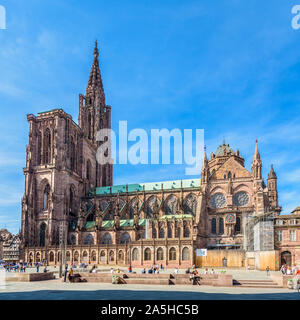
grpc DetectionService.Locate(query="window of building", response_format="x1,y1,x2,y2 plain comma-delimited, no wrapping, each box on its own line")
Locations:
277,230,282,242
168,226,172,238
157,247,164,260
182,247,190,261
84,234,94,245
184,226,190,238
152,228,157,239
120,232,131,244
169,247,176,261
219,218,224,235
101,233,112,244
159,228,165,239
132,248,139,261
290,230,296,242
211,218,216,234
235,217,241,233
43,184,50,210
144,248,151,261
43,128,51,164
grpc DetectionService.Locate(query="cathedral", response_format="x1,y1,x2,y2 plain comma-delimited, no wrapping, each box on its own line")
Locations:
21,42,293,270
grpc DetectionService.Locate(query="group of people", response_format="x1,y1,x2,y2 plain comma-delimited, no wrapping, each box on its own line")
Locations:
141,264,163,274
280,264,299,275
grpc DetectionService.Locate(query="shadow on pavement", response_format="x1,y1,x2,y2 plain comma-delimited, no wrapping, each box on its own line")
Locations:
0,289,299,300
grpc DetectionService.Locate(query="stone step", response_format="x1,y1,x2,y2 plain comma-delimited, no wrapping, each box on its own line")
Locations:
233,279,282,288
124,278,170,285
123,273,170,279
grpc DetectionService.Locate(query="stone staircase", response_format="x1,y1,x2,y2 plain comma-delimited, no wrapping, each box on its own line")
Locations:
233,279,282,288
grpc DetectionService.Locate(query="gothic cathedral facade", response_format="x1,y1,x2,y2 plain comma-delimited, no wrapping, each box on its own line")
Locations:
21,43,283,269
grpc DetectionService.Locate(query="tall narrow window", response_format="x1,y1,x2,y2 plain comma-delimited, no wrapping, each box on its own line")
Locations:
70,138,76,172
39,222,46,246
86,159,91,180
184,226,190,238
235,217,241,233
37,131,42,165
168,226,172,238
43,128,51,164
43,184,50,210
88,113,92,140
219,218,224,235
277,230,282,242
211,218,216,234
290,230,296,242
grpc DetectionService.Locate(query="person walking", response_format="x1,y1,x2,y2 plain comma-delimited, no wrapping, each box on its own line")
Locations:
266,266,270,276
36,263,39,273
64,264,68,282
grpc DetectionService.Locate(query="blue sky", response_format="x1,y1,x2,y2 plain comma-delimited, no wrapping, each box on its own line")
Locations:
1,0,300,233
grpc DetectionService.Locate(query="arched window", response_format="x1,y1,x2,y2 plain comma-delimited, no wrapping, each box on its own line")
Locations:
39,222,46,246
235,217,241,233
228,172,232,179
109,250,114,262
184,226,190,238
102,233,112,244
211,218,216,234
118,250,124,262
157,247,164,260
66,251,71,262
36,252,41,262
219,218,224,235
164,194,178,215
74,251,79,262
43,184,50,210
159,228,165,239
120,233,131,244
144,248,151,261
168,226,172,238
152,228,157,239
86,159,91,180
70,234,76,245
49,251,54,262
132,248,139,261
100,251,105,262
43,128,51,164
84,234,94,245
182,247,190,261
177,227,181,238
82,251,88,262
91,250,97,262
183,193,197,216
169,247,176,261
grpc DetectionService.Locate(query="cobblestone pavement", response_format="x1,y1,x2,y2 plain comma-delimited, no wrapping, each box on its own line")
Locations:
0,279,299,300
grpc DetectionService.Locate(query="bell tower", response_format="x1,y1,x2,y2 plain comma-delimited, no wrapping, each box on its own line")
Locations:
78,41,113,187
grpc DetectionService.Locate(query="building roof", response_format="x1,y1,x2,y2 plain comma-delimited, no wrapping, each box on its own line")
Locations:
215,141,234,157
92,178,201,196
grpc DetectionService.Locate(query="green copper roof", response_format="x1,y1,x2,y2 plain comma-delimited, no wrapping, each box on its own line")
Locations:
215,141,234,157
84,218,147,230
93,178,201,196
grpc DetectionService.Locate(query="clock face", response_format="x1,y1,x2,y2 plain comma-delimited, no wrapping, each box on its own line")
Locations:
234,192,249,206
225,213,236,224
210,193,226,209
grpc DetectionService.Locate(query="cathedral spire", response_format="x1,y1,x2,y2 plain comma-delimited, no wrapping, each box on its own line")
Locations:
86,40,105,106
253,139,260,160
251,139,262,179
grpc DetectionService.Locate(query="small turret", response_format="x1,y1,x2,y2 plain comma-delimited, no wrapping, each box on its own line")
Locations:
251,140,262,179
